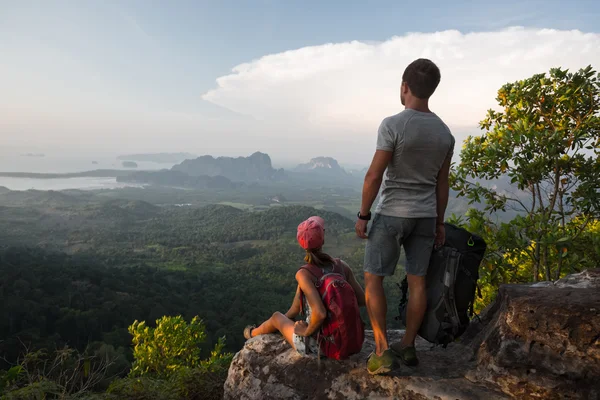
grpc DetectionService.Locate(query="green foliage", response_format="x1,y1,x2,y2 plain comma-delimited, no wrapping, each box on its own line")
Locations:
1,379,60,400
105,364,228,400
0,345,117,399
0,366,24,394
452,65,600,310
128,316,230,378
0,317,232,400
105,316,232,400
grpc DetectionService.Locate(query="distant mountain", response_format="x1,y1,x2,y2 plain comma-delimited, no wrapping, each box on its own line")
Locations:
0,186,10,195
288,156,362,188
172,152,285,182
117,152,196,163
117,170,237,189
295,157,348,175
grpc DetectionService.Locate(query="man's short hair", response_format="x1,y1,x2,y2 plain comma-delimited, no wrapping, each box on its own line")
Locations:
402,59,441,99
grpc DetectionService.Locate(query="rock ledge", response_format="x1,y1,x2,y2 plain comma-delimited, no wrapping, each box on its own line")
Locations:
224,269,600,400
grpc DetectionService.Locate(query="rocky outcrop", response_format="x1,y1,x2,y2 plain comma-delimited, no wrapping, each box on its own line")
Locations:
295,157,347,174
172,152,285,182
224,330,508,400
463,269,600,399
224,269,600,400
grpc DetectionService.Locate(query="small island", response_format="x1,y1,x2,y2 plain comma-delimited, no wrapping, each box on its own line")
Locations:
121,161,138,169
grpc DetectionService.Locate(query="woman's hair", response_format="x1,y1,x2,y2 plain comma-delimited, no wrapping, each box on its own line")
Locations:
304,247,335,269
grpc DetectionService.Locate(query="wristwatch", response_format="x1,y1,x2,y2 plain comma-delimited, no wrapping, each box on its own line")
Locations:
357,211,372,221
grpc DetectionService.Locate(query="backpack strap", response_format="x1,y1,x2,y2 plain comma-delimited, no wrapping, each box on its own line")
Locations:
332,258,348,279
298,264,322,318
442,248,462,338
298,260,345,318
299,264,325,280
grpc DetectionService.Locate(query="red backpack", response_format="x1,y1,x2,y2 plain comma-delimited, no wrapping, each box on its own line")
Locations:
299,259,365,360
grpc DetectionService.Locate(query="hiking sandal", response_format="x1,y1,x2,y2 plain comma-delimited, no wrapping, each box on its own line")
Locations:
243,325,256,340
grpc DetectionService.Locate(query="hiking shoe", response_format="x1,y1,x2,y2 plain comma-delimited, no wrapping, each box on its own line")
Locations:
243,325,256,340
367,350,396,375
390,343,419,366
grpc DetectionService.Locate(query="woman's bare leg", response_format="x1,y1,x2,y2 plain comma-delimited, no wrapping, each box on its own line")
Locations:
251,312,296,349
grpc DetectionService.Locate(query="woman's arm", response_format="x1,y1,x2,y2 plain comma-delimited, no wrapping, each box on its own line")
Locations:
295,270,326,337
284,285,302,320
340,261,366,307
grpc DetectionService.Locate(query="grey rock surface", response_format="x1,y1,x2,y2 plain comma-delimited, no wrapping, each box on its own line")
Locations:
224,269,600,399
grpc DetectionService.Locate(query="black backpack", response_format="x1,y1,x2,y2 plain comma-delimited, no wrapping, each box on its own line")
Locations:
397,223,487,346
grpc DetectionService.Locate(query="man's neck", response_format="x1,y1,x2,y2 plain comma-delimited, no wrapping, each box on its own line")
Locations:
404,99,431,113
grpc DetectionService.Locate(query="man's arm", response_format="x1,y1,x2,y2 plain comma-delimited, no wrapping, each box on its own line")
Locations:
356,150,393,238
360,150,393,216
435,155,452,226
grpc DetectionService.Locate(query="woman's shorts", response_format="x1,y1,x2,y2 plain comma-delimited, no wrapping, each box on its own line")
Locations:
292,334,319,357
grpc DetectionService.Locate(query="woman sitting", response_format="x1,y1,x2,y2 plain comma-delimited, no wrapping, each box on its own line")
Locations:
244,216,366,357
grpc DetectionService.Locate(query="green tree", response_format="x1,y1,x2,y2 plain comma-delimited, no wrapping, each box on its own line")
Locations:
107,316,232,400
128,315,230,379
453,65,600,284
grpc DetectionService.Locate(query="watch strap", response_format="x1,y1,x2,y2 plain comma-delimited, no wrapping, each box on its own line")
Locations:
357,211,372,221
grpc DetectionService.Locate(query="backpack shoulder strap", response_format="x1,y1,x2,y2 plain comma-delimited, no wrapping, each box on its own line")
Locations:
332,258,347,280
298,264,323,318
299,264,324,279
442,248,462,336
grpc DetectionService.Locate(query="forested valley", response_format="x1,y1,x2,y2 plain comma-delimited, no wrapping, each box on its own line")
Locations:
0,194,407,398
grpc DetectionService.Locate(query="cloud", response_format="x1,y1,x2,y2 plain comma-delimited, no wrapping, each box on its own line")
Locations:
203,27,600,149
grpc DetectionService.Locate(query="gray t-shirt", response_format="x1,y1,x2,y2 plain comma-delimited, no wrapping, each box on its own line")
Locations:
374,109,455,218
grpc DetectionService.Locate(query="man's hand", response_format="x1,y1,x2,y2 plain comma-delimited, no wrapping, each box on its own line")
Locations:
435,223,445,248
355,219,368,239
294,321,308,336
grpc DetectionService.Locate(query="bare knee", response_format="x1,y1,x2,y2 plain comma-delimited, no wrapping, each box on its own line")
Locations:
270,311,287,329
271,311,285,323
364,272,384,288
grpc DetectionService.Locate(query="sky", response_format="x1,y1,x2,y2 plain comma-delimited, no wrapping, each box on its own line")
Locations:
1,0,599,165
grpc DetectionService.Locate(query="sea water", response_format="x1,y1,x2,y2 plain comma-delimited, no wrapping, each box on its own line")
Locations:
0,153,174,191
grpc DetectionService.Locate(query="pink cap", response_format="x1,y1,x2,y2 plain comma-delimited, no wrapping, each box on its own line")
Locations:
297,216,325,250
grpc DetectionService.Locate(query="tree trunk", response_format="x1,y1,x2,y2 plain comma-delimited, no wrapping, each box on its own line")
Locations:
556,187,566,281
543,244,551,281
533,241,540,282
556,253,563,280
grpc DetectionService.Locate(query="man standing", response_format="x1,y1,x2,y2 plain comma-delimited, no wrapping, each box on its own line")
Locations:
356,59,455,375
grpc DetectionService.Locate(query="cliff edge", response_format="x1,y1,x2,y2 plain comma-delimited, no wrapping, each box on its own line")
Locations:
224,269,600,400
